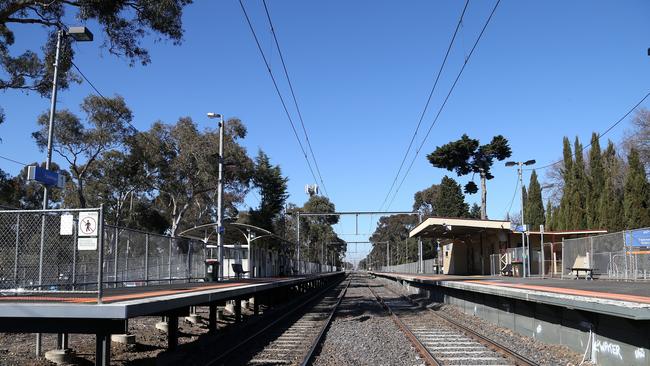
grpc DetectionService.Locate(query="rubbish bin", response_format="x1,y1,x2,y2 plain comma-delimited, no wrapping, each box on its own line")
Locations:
205,259,220,282
512,261,524,277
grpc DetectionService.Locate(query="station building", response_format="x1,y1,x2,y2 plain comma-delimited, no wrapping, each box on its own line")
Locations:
409,217,606,276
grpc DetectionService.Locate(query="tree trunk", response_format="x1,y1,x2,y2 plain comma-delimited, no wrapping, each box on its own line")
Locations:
77,178,86,208
480,172,487,220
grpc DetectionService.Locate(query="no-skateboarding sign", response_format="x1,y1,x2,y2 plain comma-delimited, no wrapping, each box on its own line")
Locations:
78,211,99,250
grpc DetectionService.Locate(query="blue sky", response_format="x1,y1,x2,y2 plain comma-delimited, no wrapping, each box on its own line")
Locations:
1,1,649,264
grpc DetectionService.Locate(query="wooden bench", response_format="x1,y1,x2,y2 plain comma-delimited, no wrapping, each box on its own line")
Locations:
501,263,513,277
232,263,249,279
568,267,595,280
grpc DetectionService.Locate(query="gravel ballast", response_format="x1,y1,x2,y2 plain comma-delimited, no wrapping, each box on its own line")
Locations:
313,274,423,366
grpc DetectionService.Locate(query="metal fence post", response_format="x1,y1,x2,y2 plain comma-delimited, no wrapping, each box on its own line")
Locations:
97,205,105,304
113,227,118,288
125,232,130,282
187,241,192,282
71,219,77,290
13,214,20,287
168,237,173,284
144,233,149,284
560,238,566,278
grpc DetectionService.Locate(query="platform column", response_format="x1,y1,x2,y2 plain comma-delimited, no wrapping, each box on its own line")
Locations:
234,299,242,323
167,315,178,350
95,333,110,366
208,304,217,333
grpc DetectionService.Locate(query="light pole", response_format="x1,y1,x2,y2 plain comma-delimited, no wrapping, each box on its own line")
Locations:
207,112,225,280
505,159,535,277
36,26,93,358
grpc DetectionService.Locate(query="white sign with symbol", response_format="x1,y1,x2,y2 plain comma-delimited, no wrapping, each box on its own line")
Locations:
78,212,98,237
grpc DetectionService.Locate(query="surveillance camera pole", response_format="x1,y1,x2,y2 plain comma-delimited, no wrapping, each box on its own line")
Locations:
217,115,225,280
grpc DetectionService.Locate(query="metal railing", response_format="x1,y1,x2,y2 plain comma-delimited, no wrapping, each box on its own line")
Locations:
378,258,441,274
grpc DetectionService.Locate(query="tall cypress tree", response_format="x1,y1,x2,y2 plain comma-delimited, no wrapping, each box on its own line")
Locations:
545,200,553,231
570,137,588,229
623,148,650,229
525,170,545,228
587,133,604,228
599,141,624,231
558,137,574,230
521,186,528,224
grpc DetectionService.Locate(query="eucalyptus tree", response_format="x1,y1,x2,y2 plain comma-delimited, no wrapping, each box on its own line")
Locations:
1,0,193,122
32,94,134,207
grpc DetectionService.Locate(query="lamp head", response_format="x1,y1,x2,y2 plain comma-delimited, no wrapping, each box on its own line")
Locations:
207,112,222,119
505,161,516,167
67,26,93,42
524,159,536,166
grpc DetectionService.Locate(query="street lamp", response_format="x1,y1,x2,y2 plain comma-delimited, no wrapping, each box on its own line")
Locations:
505,159,535,277
36,25,93,358
207,112,225,280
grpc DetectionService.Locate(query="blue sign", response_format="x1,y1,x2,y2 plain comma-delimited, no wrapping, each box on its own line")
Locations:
626,229,650,247
218,226,225,234
27,166,60,187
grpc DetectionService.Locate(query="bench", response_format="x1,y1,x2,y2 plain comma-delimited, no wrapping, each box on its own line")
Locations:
568,267,596,280
501,263,513,277
232,263,249,279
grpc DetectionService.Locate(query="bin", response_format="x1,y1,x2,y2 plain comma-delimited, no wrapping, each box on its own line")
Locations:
205,259,220,282
512,261,524,277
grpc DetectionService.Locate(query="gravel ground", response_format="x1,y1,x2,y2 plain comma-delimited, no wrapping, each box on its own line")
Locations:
0,306,251,365
313,274,423,366
378,276,595,366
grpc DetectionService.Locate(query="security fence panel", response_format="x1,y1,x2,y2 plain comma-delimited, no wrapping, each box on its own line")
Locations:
562,237,591,278
147,234,170,284
0,208,102,295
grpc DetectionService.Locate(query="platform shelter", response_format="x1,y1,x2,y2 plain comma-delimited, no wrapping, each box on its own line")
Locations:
409,217,606,275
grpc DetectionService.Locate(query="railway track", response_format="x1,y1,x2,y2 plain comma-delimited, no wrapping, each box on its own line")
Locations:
367,277,538,366
209,276,350,366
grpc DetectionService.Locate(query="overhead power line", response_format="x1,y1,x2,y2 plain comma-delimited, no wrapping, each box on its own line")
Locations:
378,0,470,212
527,90,650,171
262,0,330,198
238,0,325,198
386,0,501,210
0,155,28,166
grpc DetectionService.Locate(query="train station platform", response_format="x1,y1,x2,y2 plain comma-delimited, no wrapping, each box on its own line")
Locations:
0,272,344,365
371,272,650,320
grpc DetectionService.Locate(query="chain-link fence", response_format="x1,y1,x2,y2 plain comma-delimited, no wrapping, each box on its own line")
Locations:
563,229,650,280
0,207,338,302
379,258,440,274
0,207,103,294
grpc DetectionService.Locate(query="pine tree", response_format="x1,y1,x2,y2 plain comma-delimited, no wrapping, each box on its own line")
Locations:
599,141,624,231
435,176,470,218
525,170,545,228
623,148,650,229
469,203,481,219
587,133,604,228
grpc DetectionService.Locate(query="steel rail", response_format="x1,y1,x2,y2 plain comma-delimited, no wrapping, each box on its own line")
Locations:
299,278,351,366
206,274,348,366
381,283,538,366
367,283,440,366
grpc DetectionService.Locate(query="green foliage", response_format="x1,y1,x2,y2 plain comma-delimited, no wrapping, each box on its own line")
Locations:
545,200,553,231
413,184,439,216
299,196,344,263
524,170,545,228
249,150,289,231
0,0,192,93
623,148,650,229
368,214,418,266
435,176,469,218
598,141,624,231
32,94,134,208
587,133,604,228
427,134,511,219
133,116,253,236
469,203,481,219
